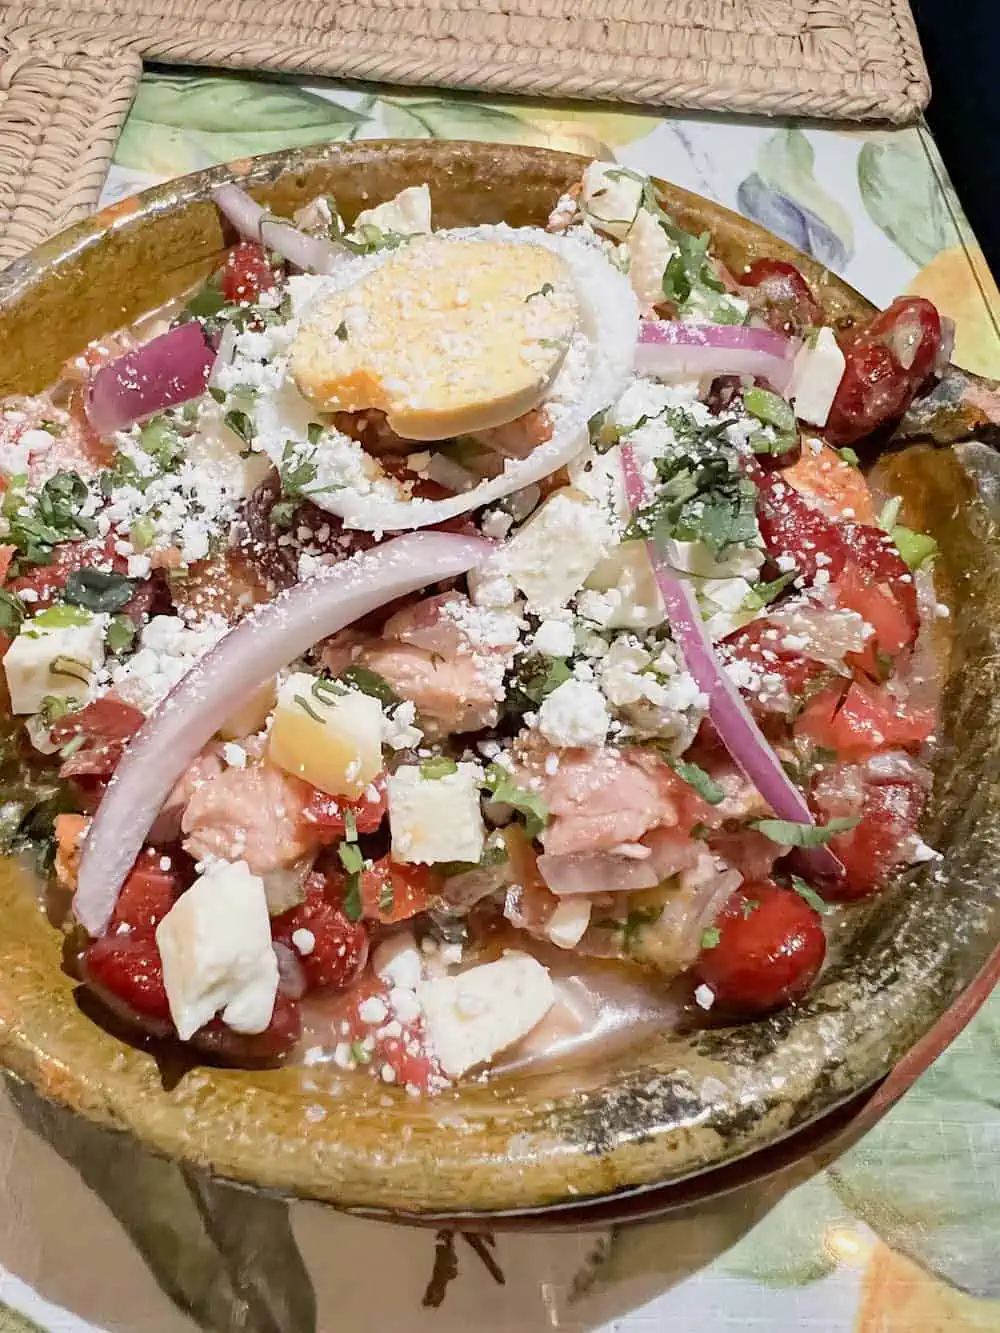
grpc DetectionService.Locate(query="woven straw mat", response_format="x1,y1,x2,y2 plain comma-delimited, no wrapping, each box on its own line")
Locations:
0,1,928,266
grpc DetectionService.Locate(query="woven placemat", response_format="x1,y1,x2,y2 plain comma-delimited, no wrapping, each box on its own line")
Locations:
0,0,929,267
0,28,141,266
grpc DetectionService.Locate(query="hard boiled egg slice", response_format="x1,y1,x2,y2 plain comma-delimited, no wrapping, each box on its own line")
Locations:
289,235,579,441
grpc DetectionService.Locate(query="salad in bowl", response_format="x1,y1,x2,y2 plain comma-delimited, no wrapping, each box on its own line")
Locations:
0,160,950,1100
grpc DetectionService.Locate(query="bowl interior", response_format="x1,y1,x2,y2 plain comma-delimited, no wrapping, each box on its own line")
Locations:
0,140,997,1218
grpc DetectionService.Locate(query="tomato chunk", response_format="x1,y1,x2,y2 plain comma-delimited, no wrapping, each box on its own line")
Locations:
740,259,823,336
825,297,942,446
271,875,369,991
752,468,849,583
300,777,387,840
109,848,185,934
796,679,934,760
220,242,277,304
82,933,173,1028
340,978,444,1094
813,763,928,899
360,857,438,924
694,882,826,1014
50,696,146,779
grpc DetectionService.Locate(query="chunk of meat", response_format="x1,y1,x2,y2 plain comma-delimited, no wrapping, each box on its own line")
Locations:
149,745,226,844
515,745,704,855
322,594,509,738
181,763,321,875
474,407,553,460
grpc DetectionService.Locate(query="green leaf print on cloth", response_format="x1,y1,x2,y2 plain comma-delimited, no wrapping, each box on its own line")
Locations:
858,136,955,267
378,95,531,143
737,129,855,271
114,74,365,176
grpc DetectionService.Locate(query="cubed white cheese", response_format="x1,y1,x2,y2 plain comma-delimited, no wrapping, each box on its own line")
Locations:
353,184,432,238
268,671,383,799
581,163,642,240
788,326,846,428
419,951,555,1077
4,610,106,714
388,763,485,865
485,488,614,617
584,541,664,631
546,899,592,950
155,860,278,1041
537,678,610,749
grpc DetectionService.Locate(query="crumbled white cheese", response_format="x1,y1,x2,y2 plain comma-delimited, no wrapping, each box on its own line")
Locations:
110,615,228,714
373,932,423,990
353,183,432,238
155,860,278,1040
382,698,423,751
531,618,576,658
537,678,610,749
291,927,316,956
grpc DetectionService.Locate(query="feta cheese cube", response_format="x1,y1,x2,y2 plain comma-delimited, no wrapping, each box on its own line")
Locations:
155,860,278,1040
531,618,576,658
581,163,642,240
268,671,383,799
388,762,485,865
537,678,610,749
4,609,105,714
487,488,614,616
353,184,432,238
788,326,846,428
420,952,556,1077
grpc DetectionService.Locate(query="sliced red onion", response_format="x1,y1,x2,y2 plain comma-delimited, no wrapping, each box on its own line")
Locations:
538,851,660,896
621,446,841,878
212,184,347,275
636,320,797,393
86,322,216,437
74,532,491,936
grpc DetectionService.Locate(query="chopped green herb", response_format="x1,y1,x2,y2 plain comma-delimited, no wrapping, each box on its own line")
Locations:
671,759,725,805
483,763,548,839
537,337,562,350
791,875,832,915
0,588,25,638
837,446,861,468
39,420,62,437
64,568,136,614
891,525,938,571
420,756,459,780
344,809,358,842
525,282,555,301
877,496,903,532
138,416,184,470
307,422,325,446
50,655,91,684
334,320,349,341
739,898,760,919
338,841,365,921
623,905,663,952
350,1038,371,1065
39,695,73,725
224,409,254,446
377,878,394,915
700,925,722,950
690,821,709,840
6,471,96,566
338,665,400,708
272,441,342,529
106,615,137,657
625,449,758,558
31,604,93,629
58,734,87,760
751,816,859,847
186,274,227,320
129,516,155,551
505,653,572,718
208,385,227,404
311,675,347,706
741,570,797,612
293,693,326,725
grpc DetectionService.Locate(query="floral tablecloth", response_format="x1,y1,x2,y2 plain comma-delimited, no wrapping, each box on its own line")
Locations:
1,69,999,1333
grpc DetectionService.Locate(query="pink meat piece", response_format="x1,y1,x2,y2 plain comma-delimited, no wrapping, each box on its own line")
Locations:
181,763,318,874
148,745,226,845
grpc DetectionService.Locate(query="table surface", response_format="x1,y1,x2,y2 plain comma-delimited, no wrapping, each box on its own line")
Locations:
2,69,999,1333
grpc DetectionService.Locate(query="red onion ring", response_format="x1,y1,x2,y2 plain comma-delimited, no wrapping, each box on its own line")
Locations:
636,320,797,392
85,322,216,437
538,851,660,895
212,184,347,275
621,445,841,878
74,532,491,935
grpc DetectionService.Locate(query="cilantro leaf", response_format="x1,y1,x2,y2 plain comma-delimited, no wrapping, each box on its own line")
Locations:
751,816,859,847
626,452,758,558
106,614,137,657
483,763,548,840
338,665,400,708
64,568,136,614
791,875,832,915
504,653,573,718
671,759,725,805
338,841,365,920
0,588,25,638
700,925,722,950
420,756,458,780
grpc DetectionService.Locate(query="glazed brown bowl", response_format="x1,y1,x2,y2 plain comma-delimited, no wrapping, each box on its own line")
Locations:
0,141,998,1221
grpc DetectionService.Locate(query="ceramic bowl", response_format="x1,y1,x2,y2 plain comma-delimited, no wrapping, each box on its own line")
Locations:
0,141,998,1221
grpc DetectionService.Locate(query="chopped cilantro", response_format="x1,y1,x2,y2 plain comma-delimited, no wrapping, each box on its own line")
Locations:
837,446,861,468
377,877,394,915
337,665,399,708
420,756,458,780
700,925,722,950
293,693,326,724
311,675,347,706
525,283,555,301
350,1038,371,1065
64,568,136,614
791,875,832,915
891,525,938,571
185,273,226,320
744,387,798,455
671,759,725,805
741,570,797,612
6,471,96,566
334,320,349,341
130,517,155,551
224,409,254,447
138,416,184,470
625,451,758,558
208,385,227,404
0,589,25,638
483,763,548,840
106,615,137,657
505,653,572,718
751,816,859,847
623,904,662,952
272,441,341,529
307,422,325,446
338,841,365,921
39,694,73,725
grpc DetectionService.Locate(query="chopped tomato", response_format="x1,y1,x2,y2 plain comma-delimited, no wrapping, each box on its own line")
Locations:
782,443,876,525
694,882,826,1013
220,242,277,304
825,297,942,446
341,979,443,1094
301,777,387,840
271,875,369,991
722,620,830,708
740,259,823,336
827,781,926,899
842,524,919,639
752,468,849,583
82,933,173,1028
50,696,146,779
190,994,301,1065
109,848,185,934
796,679,934,760
359,857,438,924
